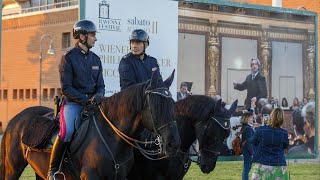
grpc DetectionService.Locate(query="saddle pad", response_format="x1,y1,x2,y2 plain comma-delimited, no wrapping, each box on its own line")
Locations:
22,115,59,149
69,118,90,154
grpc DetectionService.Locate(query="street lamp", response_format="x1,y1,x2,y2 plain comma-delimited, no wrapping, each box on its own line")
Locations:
39,34,55,106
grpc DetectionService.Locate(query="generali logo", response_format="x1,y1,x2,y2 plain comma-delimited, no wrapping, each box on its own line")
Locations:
98,0,121,32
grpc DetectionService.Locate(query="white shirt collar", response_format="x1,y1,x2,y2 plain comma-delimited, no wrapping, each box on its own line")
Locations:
252,71,258,77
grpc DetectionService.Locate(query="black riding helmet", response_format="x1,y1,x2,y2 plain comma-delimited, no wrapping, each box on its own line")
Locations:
73,20,97,39
73,20,97,49
129,29,149,45
129,29,149,55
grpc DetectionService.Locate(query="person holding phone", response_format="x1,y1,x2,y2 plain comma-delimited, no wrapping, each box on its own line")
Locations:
262,114,270,126
251,107,289,179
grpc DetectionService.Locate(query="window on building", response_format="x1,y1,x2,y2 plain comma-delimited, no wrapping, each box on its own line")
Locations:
50,88,55,99
62,32,71,49
19,89,24,99
13,89,18,99
3,90,8,100
26,89,31,99
32,89,37,99
43,88,48,100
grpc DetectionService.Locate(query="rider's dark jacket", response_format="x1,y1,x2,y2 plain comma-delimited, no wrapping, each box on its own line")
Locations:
59,43,105,105
118,52,161,90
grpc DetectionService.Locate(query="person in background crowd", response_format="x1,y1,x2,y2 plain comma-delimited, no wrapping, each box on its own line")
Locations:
290,109,306,149
288,131,295,149
239,111,255,180
302,97,309,107
255,101,273,125
177,82,191,101
251,107,289,180
289,102,315,155
290,97,300,111
233,58,267,109
48,20,105,180
272,97,279,108
118,29,161,90
281,97,288,108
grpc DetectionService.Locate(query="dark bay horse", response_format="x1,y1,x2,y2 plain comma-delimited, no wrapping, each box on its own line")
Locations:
0,73,181,180
128,95,237,180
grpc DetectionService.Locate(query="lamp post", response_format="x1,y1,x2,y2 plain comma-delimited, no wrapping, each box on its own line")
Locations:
39,34,55,106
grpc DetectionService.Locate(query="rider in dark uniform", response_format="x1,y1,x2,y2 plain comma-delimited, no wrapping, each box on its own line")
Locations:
47,20,105,180
118,29,161,90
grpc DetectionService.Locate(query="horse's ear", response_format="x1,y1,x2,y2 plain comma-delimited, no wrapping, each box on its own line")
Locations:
214,99,222,113
228,99,238,116
149,68,159,89
163,69,175,88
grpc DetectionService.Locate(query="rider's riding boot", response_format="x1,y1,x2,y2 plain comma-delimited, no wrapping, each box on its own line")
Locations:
47,136,67,180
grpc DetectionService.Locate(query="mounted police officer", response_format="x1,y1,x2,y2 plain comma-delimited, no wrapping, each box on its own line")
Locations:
118,29,161,90
47,19,105,180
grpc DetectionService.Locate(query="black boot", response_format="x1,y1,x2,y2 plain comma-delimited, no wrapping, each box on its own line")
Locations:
47,136,67,180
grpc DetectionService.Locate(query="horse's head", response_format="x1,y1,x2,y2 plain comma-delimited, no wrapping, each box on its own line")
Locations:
141,70,181,156
195,98,237,173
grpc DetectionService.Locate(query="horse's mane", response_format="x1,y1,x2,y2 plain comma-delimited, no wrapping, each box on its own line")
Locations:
100,80,174,124
175,95,217,122
101,82,147,119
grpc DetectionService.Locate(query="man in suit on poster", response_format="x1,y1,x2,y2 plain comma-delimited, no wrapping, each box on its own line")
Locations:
233,58,267,109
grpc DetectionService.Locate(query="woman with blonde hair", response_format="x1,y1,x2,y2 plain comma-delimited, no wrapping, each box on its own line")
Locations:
251,107,289,180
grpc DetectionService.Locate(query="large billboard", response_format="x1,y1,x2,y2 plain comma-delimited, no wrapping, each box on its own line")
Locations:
82,0,318,159
84,0,178,97
176,0,318,159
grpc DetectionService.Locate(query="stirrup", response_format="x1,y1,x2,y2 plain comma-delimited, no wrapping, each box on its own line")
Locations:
51,171,66,180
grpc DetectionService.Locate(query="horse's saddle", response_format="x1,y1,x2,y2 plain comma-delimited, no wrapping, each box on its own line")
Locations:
22,109,93,153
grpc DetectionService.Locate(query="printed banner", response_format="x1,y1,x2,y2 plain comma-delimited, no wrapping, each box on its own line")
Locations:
85,0,178,97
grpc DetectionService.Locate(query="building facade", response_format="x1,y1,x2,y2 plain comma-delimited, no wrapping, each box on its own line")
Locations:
0,0,319,152
0,0,78,129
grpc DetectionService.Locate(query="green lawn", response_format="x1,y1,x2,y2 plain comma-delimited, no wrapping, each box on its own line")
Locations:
19,161,320,180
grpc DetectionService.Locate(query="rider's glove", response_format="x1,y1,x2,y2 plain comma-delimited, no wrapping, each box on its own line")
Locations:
90,93,104,105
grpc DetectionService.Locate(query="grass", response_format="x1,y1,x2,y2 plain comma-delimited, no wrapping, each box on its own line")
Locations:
19,161,320,180
184,161,320,180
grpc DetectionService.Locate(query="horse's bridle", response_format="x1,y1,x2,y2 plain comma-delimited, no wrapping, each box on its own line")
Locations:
134,87,177,159
143,87,176,135
97,87,176,161
195,116,231,157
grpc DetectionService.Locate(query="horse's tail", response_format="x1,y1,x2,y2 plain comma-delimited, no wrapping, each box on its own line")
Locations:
0,130,7,180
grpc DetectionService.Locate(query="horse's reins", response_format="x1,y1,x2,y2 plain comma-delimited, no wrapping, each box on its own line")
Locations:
98,106,165,155
184,115,231,165
171,116,225,168
144,88,176,136
96,88,175,161
92,114,133,177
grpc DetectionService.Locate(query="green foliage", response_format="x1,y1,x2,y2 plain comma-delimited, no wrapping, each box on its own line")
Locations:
19,161,320,180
